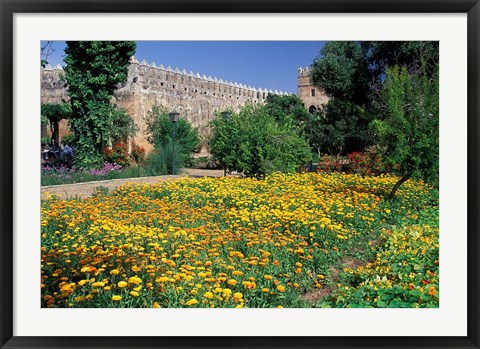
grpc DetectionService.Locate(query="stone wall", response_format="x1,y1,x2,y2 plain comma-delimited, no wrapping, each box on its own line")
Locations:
40,58,329,152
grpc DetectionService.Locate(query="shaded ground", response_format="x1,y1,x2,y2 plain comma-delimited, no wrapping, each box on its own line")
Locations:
41,169,233,200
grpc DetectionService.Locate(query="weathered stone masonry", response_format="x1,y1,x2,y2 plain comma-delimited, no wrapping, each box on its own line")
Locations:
41,57,328,152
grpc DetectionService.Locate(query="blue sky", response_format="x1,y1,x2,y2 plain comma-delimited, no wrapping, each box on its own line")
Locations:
41,41,325,93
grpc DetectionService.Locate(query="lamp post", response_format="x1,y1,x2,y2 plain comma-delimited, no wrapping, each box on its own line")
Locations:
169,112,180,175
220,111,231,176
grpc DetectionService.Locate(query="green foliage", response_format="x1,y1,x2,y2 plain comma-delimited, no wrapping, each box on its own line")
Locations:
265,94,326,157
362,41,439,79
311,42,370,104
310,42,373,154
64,41,136,169
60,133,76,146
309,41,439,156
372,64,439,195
41,137,51,146
110,106,138,144
145,105,199,153
209,104,312,177
265,94,310,126
41,103,70,124
145,140,186,176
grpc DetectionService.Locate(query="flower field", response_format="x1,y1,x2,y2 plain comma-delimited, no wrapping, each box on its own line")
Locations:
41,173,439,308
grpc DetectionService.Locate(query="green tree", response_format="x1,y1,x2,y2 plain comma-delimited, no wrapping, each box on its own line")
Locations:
372,64,439,199
64,41,136,169
209,104,311,177
362,41,439,80
41,102,71,147
265,94,310,126
309,41,439,156
265,94,327,158
310,42,373,154
145,105,199,153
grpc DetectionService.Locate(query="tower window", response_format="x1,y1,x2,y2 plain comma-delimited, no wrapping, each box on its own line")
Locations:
311,89,316,97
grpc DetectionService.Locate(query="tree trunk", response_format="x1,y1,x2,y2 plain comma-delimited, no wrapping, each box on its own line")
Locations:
388,176,410,199
52,120,60,147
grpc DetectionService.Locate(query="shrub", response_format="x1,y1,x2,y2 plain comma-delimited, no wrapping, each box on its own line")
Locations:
145,140,186,176
103,142,133,168
316,155,345,173
209,104,312,177
131,142,146,166
345,146,388,176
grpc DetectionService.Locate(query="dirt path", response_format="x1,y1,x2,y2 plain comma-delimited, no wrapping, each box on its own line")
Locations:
41,169,230,200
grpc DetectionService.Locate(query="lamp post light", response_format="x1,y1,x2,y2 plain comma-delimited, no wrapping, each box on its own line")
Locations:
220,111,231,176
169,112,180,175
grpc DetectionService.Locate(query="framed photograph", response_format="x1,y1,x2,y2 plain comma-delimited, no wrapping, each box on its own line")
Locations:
1,1,479,348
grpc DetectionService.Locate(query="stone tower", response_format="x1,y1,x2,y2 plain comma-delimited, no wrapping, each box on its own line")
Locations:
297,66,329,113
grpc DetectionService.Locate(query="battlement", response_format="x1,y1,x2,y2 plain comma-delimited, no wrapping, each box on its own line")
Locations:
126,56,290,98
298,66,310,78
41,56,292,98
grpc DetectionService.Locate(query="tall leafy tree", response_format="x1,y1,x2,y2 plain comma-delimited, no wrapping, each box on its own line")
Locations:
310,42,373,155
64,41,136,169
372,64,439,198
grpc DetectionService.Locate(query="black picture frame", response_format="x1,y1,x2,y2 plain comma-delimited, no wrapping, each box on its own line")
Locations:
1,1,479,348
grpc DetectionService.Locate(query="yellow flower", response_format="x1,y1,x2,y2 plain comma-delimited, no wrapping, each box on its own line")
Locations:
112,295,122,301
110,269,120,275
186,298,198,306
277,285,286,293
317,274,325,280
264,275,273,280
128,276,142,285
203,291,214,299
233,292,243,302
227,279,237,286
153,302,160,308
262,288,269,293
130,291,140,297
117,281,128,288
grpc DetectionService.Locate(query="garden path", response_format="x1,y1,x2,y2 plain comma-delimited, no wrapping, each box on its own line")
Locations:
41,169,230,200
